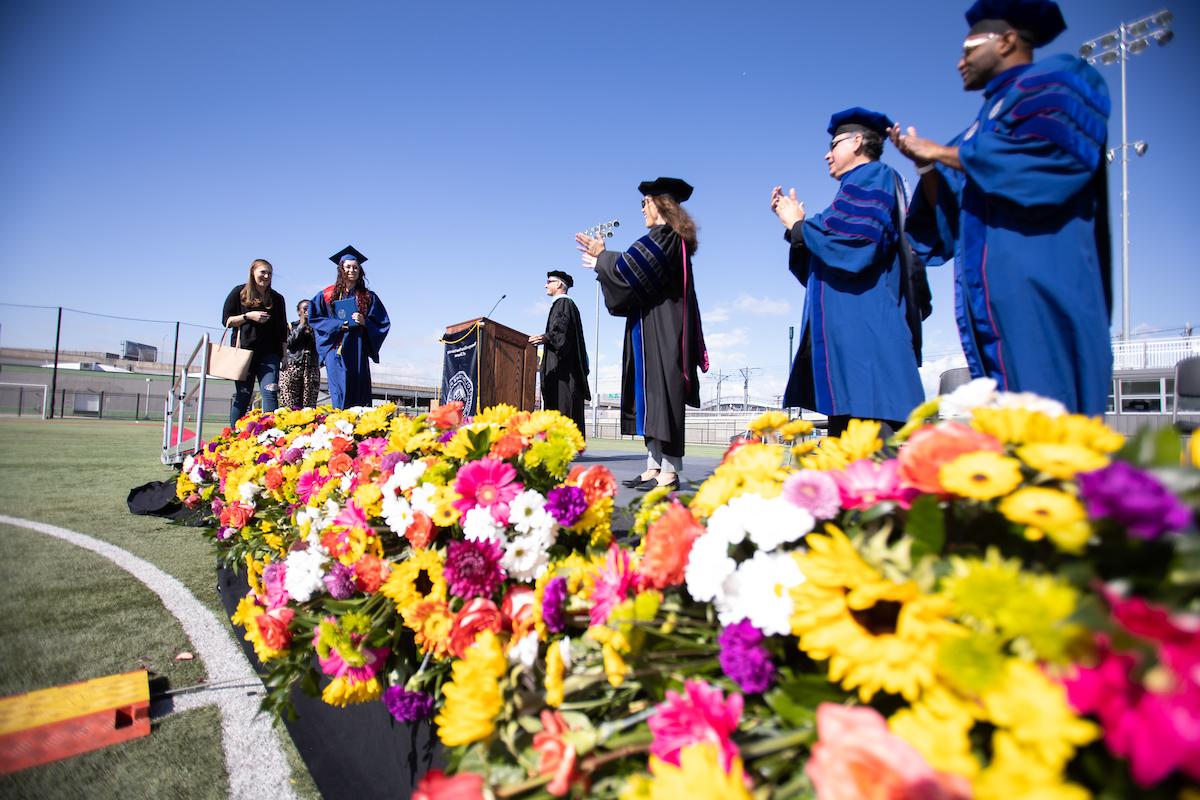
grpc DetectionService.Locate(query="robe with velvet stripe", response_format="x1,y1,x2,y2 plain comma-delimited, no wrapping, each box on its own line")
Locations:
595,224,707,458
308,288,390,409
782,160,925,422
907,55,1113,415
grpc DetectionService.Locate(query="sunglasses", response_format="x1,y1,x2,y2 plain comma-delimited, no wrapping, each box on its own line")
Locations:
829,133,858,151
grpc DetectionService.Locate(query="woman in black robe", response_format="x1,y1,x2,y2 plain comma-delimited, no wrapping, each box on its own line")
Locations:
576,177,708,490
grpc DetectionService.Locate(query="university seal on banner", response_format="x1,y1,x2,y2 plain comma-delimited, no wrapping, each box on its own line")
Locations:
446,370,475,412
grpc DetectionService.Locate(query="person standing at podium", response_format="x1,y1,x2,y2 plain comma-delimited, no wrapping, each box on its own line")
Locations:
576,177,708,491
308,246,391,409
529,270,590,437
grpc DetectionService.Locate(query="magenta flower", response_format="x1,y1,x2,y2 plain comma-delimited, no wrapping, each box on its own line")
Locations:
380,451,408,474
262,561,290,609
718,620,776,694
781,470,841,519
317,640,389,682
444,538,506,599
545,486,587,527
382,686,435,722
541,576,569,635
453,458,523,523
831,459,918,511
296,469,329,504
589,544,638,627
1078,461,1193,540
648,680,743,773
323,562,356,600
357,437,389,459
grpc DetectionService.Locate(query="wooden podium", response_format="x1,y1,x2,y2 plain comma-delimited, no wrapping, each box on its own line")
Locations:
440,318,538,413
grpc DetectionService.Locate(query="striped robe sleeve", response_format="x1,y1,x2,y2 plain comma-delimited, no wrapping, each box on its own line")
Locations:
802,170,898,274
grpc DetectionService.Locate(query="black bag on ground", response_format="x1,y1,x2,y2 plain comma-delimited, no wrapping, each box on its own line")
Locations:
127,479,182,517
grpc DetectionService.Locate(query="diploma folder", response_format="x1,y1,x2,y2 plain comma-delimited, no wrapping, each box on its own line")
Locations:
332,297,359,327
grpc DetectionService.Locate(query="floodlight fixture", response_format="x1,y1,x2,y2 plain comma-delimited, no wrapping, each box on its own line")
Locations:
1133,141,1148,157
1155,29,1174,46
1099,51,1121,65
1128,20,1149,36
1153,10,1173,26
1106,149,1116,163
1079,42,1094,56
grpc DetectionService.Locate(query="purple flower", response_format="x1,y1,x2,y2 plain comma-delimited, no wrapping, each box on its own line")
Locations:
281,447,303,465
380,451,409,474
323,562,357,599
216,526,234,541
208,441,220,453
541,576,569,635
1078,461,1193,540
443,538,505,599
255,452,272,465
211,498,225,515
545,486,587,527
718,620,776,694
438,429,456,443
781,471,841,520
382,686,435,722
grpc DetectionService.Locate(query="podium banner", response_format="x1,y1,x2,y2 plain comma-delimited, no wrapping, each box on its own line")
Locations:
440,323,480,413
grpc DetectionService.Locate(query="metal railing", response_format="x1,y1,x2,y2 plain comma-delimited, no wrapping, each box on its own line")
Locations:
162,334,211,465
0,383,48,418
1112,336,1200,370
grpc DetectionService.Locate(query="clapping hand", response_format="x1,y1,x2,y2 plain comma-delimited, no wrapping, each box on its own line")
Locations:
575,232,605,257
888,124,937,165
770,186,805,228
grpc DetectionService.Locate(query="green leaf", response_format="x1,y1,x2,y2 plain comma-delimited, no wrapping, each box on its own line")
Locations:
1120,426,1182,468
905,494,946,558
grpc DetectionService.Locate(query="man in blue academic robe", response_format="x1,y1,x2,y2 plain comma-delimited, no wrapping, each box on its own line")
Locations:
309,246,391,409
890,0,1113,415
772,107,926,436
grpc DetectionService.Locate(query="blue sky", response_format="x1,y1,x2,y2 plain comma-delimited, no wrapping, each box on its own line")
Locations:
2,0,1196,403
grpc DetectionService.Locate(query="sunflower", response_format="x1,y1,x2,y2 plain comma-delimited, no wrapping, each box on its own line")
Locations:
997,488,1090,553
1015,443,1109,480
380,548,447,622
790,526,962,701
938,451,1024,501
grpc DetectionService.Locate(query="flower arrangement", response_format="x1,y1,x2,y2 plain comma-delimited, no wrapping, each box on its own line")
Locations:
181,380,1200,800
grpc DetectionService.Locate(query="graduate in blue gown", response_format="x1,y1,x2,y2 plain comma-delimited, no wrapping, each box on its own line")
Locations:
890,0,1113,415
309,245,391,409
772,108,926,435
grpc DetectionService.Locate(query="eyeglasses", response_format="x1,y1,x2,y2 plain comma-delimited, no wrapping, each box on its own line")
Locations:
641,197,653,208
828,134,857,151
962,32,1000,55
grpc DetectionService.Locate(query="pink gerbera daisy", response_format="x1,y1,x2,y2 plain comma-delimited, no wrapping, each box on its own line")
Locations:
453,458,522,522
831,459,918,511
648,679,743,773
590,544,638,627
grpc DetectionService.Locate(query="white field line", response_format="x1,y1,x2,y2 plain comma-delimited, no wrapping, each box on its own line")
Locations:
0,515,296,800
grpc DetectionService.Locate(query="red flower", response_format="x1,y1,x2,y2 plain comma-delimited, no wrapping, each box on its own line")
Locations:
220,501,255,529
406,512,436,549
448,598,503,658
567,465,617,504
502,586,536,638
489,431,527,459
429,401,465,430
533,710,581,797
328,452,354,477
330,436,354,455
353,555,389,593
263,467,284,492
412,769,485,800
641,501,703,590
255,607,294,650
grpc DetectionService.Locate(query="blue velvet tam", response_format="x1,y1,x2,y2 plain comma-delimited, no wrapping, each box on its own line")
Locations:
827,107,895,137
965,0,1066,47
330,245,367,265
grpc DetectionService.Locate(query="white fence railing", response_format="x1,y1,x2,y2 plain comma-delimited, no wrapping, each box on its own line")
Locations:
1111,337,1200,371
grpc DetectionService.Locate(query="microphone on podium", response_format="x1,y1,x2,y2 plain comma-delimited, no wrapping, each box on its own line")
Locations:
485,294,507,320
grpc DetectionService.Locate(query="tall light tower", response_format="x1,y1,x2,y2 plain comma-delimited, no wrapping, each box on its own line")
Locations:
1080,9,1174,341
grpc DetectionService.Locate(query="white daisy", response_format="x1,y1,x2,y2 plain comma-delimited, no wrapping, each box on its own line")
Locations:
410,482,437,516
502,531,551,582
508,490,547,533
744,497,815,552
684,531,736,603
507,631,540,668
716,550,804,636
381,494,414,536
283,546,329,602
462,507,504,542
940,377,998,418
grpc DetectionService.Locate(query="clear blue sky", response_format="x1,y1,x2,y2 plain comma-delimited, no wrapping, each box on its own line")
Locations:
2,0,1196,402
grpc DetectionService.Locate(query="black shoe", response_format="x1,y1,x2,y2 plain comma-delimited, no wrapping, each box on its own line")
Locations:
637,475,680,492
622,473,657,488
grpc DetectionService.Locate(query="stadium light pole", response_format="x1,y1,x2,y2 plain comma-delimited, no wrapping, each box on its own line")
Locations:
1080,9,1174,342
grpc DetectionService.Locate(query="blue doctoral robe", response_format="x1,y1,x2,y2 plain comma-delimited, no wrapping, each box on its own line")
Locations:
308,288,391,409
907,55,1113,415
782,160,925,422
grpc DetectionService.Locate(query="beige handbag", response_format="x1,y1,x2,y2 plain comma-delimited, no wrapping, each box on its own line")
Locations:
207,327,253,381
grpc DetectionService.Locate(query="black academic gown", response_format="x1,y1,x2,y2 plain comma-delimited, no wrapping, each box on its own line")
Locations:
541,295,591,436
595,225,707,458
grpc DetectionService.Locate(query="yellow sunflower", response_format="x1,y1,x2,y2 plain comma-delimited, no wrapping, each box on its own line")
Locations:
380,548,447,622
790,526,963,701
997,488,1090,553
647,744,753,800
938,451,1024,500
1016,443,1109,480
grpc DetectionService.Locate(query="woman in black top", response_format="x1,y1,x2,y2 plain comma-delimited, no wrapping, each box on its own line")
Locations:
221,258,287,425
278,298,321,409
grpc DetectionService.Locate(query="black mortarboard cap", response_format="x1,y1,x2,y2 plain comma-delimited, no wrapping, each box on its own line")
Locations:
827,107,895,137
965,0,1066,47
329,245,367,265
637,177,694,203
547,270,574,289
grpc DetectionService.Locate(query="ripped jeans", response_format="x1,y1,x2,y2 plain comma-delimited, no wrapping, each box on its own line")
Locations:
230,352,280,426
